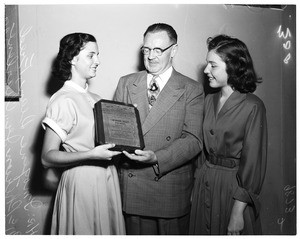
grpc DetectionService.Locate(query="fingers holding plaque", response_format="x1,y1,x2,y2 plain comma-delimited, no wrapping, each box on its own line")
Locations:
94,99,145,153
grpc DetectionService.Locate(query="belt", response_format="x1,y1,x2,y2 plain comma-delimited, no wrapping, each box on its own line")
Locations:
76,160,114,168
207,154,239,168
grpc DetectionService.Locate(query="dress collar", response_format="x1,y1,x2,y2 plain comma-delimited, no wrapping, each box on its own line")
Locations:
214,90,246,117
65,80,88,93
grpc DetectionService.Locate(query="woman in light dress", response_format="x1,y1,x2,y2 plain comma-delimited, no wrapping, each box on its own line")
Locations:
41,33,125,235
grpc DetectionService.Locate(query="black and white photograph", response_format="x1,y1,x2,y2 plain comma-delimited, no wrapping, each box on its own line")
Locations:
3,0,297,236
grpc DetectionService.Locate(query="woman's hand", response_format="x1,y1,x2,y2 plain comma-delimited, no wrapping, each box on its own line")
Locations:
91,143,122,160
227,200,246,235
227,211,244,235
42,127,121,167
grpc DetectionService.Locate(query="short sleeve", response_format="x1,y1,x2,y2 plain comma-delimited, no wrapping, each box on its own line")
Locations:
42,97,77,142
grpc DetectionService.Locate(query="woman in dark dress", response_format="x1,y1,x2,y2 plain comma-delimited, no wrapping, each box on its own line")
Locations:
189,34,267,235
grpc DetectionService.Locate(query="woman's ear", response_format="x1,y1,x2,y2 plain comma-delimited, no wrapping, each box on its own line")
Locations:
70,56,78,65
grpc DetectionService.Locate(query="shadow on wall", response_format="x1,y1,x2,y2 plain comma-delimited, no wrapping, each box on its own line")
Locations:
28,57,66,234
29,122,56,234
29,56,64,195
45,57,65,97
112,50,145,96
137,50,145,72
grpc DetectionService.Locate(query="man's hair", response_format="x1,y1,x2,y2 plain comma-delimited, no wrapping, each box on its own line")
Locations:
144,23,177,43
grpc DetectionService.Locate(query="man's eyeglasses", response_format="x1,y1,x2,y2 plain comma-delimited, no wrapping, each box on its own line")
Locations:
141,43,176,56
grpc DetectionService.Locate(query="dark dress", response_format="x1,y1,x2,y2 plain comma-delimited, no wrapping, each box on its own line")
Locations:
189,91,267,235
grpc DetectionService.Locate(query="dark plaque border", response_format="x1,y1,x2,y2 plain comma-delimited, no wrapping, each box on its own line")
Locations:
94,99,145,153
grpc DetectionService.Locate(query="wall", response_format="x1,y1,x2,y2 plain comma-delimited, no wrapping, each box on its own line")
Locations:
4,4,296,235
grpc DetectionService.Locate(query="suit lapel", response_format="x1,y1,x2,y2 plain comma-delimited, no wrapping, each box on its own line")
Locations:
142,71,185,135
126,73,149,124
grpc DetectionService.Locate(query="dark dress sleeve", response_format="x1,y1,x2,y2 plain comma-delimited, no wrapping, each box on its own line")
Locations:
233,99,268,217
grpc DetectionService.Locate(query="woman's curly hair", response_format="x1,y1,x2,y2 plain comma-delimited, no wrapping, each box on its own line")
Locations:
207,34,261,93
52,33,97,82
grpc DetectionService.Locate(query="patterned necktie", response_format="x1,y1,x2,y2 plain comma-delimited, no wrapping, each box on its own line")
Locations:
148,75,160,108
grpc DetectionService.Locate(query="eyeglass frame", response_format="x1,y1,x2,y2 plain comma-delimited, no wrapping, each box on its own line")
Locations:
140,43,176,56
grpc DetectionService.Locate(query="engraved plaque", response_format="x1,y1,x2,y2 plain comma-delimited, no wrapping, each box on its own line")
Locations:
94,99,144,153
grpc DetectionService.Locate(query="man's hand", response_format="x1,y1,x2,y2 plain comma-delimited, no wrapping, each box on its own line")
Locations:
122,149,157,164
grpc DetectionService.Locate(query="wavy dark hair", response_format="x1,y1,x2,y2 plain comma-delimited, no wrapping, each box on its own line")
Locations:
52,33,97,82
144,23,177,44
207,34,261,93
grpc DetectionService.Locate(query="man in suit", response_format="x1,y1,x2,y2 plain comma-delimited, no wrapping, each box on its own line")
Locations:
113,23,204,235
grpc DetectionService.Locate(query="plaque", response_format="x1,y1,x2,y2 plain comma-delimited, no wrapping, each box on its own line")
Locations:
94,99,145,153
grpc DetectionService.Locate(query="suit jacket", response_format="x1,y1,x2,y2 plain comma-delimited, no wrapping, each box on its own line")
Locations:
113,69,204,218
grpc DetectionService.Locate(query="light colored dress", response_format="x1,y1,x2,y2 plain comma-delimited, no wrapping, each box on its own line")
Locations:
42,80,125,235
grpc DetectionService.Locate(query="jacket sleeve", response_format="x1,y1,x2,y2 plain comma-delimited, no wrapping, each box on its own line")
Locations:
155,82,204,177
233,101,268,217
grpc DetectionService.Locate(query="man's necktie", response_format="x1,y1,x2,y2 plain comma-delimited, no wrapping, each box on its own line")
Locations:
148,75,160,108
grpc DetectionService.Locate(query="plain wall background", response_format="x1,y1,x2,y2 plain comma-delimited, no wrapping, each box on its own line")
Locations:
4,4,296,235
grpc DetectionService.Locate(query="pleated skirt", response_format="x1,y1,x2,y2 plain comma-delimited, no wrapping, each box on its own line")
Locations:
189,161,261,235
51,164,125,235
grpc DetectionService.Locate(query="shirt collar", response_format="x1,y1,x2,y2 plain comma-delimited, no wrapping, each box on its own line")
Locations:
147,66,173,89
65,80,88,93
